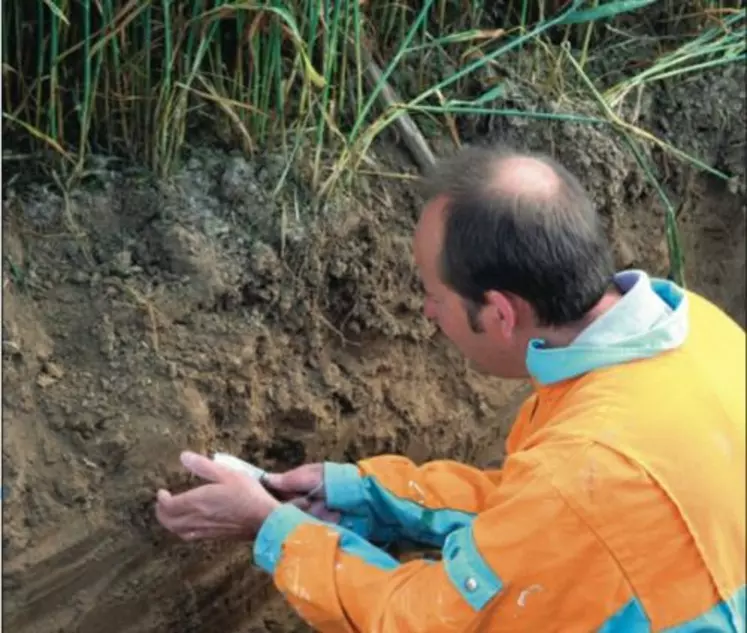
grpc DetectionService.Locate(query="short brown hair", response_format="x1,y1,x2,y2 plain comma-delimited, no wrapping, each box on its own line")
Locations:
422,145,614,328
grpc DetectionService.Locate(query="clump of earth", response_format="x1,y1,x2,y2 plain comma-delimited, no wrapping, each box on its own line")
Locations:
2,65,744,632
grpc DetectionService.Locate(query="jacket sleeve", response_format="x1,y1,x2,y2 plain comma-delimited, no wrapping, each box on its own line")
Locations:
254,451,629,633
323,456,503,547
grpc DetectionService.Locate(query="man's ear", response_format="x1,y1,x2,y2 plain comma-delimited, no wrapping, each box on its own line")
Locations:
483,290,517,339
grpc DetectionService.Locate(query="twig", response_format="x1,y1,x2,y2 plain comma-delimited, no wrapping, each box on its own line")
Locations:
357,41,436,173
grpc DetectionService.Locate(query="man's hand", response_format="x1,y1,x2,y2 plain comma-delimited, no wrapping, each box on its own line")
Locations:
263,463,341,524
155,451,280,541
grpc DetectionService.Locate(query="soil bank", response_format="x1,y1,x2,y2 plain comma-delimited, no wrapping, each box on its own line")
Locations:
2,68,745,632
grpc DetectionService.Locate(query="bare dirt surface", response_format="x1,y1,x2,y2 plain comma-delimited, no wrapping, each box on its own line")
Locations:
2,70,745,633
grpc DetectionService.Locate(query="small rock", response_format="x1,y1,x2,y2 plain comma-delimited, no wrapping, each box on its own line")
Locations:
167,362,178,379
221,156,254,203
36,374,58,388
2,341,21,357
43,361,64,379
70,270,89,285
227,379,246,396
614,236,637,270
111,250,132,276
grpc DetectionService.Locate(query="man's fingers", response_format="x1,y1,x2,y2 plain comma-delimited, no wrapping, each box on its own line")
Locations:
288,496,312,511
182,529,219,541
180,528,249,542
155,489,179,521
163,515,229,533
260,472,292,492
155,484,216,521
263,464,323,496
157,489,172,504
155,493,179,530
307,500,341,523
181,451,230,483
286,497,341,523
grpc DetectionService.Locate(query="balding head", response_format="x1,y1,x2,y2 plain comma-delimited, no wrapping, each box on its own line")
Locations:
419,144,614,328
488,154,561,200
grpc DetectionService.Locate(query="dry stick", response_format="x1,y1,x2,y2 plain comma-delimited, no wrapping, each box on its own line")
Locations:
357,41,437,173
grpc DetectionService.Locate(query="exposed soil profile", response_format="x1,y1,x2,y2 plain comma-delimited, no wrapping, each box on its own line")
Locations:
2,67,744,632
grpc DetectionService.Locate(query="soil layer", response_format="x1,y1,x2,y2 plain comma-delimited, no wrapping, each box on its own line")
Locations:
2,69,745,632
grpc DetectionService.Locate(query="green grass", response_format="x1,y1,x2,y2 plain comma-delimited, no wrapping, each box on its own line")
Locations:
2,0,746,283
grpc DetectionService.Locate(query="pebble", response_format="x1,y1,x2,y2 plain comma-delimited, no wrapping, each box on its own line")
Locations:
70,270,89,284
111,250,132,276
36,374,58,389
43,361,64,379
221,156,254,203
227,379,246,396
2,341,21,357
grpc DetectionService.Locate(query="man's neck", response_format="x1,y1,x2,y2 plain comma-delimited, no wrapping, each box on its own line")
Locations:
535,288,623,349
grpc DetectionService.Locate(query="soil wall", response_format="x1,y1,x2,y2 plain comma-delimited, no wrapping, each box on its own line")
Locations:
2,68,744,632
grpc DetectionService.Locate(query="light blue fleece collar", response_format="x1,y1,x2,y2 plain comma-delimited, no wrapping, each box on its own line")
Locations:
526,270,689,385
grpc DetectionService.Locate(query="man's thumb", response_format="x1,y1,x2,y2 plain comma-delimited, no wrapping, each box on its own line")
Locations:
258,472,303,502
262,464,323,496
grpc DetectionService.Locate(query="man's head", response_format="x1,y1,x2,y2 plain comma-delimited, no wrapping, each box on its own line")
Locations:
414,145,615,378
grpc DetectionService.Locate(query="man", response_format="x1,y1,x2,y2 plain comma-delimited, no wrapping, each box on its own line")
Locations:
155,146,746,632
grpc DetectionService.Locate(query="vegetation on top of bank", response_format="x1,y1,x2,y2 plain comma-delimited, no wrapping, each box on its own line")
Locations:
2,0,745,283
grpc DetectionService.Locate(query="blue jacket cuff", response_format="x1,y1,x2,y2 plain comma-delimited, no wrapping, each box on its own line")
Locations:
253,503,320,574
324,462,367,513
339,513,374,537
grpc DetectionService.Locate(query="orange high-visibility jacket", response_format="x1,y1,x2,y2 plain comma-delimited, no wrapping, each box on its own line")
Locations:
253,271,746,632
